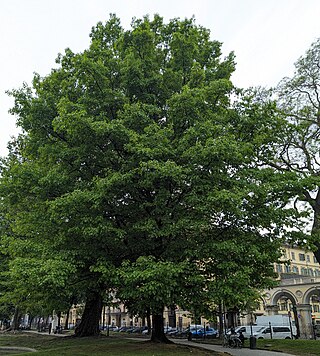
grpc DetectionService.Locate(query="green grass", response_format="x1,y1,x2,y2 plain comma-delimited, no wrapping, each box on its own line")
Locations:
2,331,320,356
0,332,221,355
256,338,320,356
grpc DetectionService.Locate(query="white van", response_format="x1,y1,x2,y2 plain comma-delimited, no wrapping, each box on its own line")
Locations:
233,326,266,339
254,325,296,339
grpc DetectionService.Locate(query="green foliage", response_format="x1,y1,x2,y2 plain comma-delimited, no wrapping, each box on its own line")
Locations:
0,14,306,329
113,257,206,315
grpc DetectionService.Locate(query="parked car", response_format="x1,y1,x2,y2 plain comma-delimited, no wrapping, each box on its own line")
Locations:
203,327,219,338
188,326,218,339
125,327,135,333
190,327,204,337
118,326,131,332
167,328,189,338
130,326,149,333
164,327,176,334
101,325,119,331
142,326,176,335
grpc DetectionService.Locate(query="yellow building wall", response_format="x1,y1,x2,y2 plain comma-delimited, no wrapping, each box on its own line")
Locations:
274,245,320,324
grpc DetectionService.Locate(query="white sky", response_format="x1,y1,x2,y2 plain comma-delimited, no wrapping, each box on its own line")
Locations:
1,0,320,156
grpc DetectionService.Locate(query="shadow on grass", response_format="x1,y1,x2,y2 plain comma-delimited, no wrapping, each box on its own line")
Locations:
0,332,222,355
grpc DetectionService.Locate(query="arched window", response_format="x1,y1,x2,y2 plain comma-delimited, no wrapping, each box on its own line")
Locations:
308,268,314,276
285,265,291,273
301,267,308,275
292,266,299,274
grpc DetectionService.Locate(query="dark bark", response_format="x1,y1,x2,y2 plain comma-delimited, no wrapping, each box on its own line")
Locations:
74,290,103,337
311,190,320,263
150,311,172,343
314,241,320,264
12,306,20,331
57,311,61,327
146,308,151,335
102,305,106,332
28,315,33,329
64,307,70,330
168,306,176,328
226,307,239,328
218,304,224,338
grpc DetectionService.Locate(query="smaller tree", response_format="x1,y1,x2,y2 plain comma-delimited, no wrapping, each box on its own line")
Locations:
113,257,206,343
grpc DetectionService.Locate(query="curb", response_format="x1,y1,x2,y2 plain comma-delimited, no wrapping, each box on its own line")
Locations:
0,346,37,352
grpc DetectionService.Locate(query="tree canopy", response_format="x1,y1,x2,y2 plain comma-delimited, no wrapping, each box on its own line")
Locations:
0,14,307,340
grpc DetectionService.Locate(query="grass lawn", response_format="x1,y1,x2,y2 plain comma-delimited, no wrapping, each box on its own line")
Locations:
256,338,320,356
0,332,221,355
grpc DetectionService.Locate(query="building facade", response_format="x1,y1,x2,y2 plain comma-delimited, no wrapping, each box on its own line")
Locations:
241,245,320,339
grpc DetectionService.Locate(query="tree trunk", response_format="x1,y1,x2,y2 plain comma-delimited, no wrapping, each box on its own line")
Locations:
28,315,33,329
74,291,103,337
150,311,172,343
57,311,61,327
312,192,320,263
218,304,224,338
12,306,20,331
64,307,70,330
102,304,106,331
146,309,151,334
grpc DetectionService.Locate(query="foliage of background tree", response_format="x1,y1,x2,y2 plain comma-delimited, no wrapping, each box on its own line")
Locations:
0,14,307,341
273,39,320,262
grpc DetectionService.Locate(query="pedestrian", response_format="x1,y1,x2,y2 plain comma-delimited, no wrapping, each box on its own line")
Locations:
229,327,236,347
48,322,52,334
238,331,245,346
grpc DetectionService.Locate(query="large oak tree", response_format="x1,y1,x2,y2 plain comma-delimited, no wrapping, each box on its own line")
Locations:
0,15,305,341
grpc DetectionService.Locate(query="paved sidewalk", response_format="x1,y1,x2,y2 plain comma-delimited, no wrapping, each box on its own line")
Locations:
0,346,36,353
174,340,295,356
24,329,68,337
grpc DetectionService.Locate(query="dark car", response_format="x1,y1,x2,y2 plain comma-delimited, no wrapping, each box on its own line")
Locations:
167,328,189,338
188,326,219,339
130,326,149,333
118,326,131,332
203,327,219,338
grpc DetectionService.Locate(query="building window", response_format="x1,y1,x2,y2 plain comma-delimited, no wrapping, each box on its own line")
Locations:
314,269,320,277
276,264,283,273
301,267,308,275
314,256,318,263
292,266,299,274
306,255,311,262
299,253,305,261
291,252,296,260
285,265,291,273
313,305,320,313
280,302,288,311
308,268,314,276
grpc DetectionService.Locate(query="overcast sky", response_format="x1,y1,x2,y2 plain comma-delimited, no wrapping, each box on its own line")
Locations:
1,0,320,156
